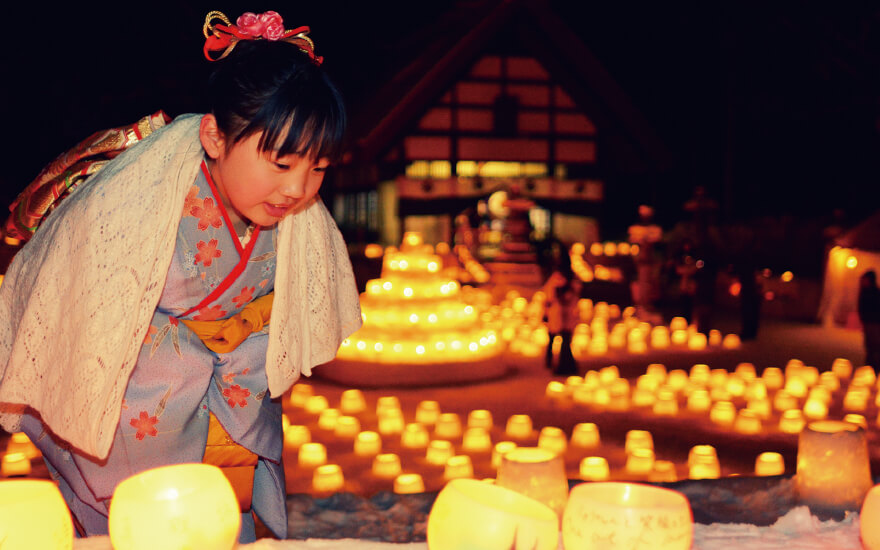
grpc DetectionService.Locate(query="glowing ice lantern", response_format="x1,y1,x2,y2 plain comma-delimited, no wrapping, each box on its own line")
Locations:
317,407,340,430
709,401,736,426
401,423,431,449
832,357,853,379
415,400,441,425
686,389,711,412
444,455,475,480
845,414,868,430
427,440,455,466
650,460,678,483
373,453,403,479
289,383,313,407
394,473,426,494
733,409,762,434
562,482,693,550
1,452,30,477
378,408,405,435
779,409,806,433
625,448,655,475
354,431,382,457
462,427,493,453
467,409,494,430
427,478,559,550
653,389,679,416
860,484,880,550
298,442,327,468
7,432,40,460
334,415,361,439
435,413,463,439
537,426,568,456
339,389,367,414
624,430,654,455
571,423,600,448
0,479,73,550
303,394,329,415
796,420,873,514
762,367,785,390
496,447,569,522
579,457,610,481
108,464,240,550
505,414,534,440
283,425,311,450
755,452,785,476
313,464,345,493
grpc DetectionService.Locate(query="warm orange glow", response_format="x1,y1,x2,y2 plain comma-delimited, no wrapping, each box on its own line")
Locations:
846,255,859,269
394,473,426,495
579,456,610,481
505,414,533,439
364,243,384,258
779,409,806,433
283,425,311,450
313,464,345,492
755,452,785,476
317,408,340,431
426,440,455,466
415,400,441,425
709,401,736,426
354,431,382,457
289,383,314,408
537,426,568,456
625,448,655,475
401,423,431,449
781,270,794,282
298,442,327,468
435,413,463,439
372,453,403,479
339,389,367,414
333,415,361,439
462,427,493,453
304,395,329,415
624,430,654,454
571,423,600,448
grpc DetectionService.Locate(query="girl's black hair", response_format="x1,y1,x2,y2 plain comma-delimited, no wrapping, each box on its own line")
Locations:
206,39,347,163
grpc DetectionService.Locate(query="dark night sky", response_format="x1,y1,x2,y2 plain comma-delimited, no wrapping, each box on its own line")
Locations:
4,1,880,226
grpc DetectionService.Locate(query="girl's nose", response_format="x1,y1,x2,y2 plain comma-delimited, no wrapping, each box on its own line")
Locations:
281,174,306,198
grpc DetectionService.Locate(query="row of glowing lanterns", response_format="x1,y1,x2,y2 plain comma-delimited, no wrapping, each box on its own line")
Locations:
544,357,880,432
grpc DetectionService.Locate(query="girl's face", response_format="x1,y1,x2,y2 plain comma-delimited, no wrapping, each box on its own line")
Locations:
199,114,329,227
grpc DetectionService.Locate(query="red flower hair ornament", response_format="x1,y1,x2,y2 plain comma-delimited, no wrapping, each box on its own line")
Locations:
203,10,323,65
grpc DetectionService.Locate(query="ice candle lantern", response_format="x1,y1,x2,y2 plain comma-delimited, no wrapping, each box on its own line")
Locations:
427,478,559,550
562,482,693,550
796,420,873,514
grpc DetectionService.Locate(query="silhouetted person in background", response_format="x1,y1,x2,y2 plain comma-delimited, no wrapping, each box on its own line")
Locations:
542,248,582,376
737,262,762,341
858,270,880,370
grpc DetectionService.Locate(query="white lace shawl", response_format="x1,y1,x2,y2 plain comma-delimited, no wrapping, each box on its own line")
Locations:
0,114,362,459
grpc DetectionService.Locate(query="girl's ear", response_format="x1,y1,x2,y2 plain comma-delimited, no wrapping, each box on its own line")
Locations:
199,114,226,159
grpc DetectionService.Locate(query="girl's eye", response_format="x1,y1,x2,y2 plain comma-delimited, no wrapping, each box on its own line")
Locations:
274,162,290,170
313,165,328,174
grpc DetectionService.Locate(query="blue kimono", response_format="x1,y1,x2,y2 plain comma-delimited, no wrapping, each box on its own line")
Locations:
21,160,286,541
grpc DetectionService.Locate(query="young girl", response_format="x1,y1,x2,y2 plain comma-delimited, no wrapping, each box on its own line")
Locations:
0,10,362,542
